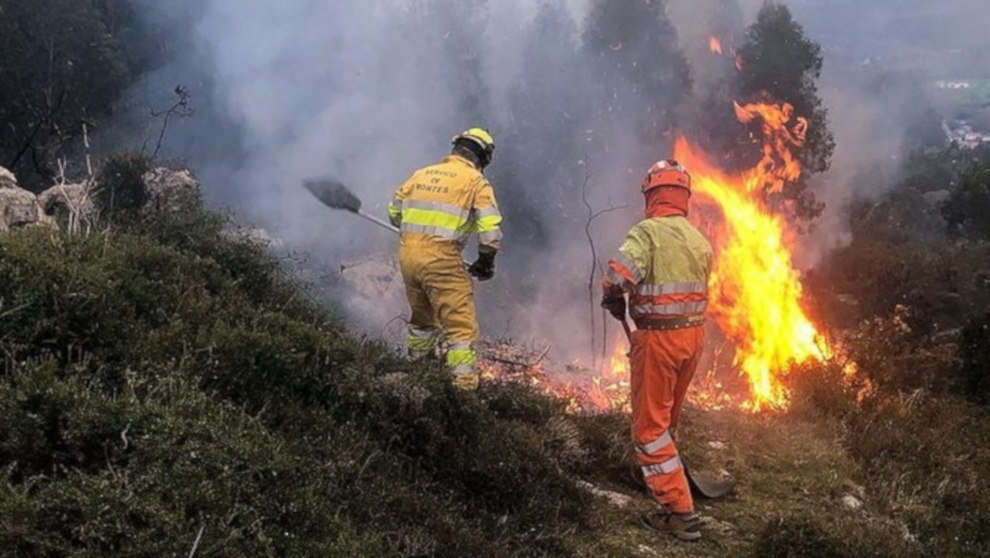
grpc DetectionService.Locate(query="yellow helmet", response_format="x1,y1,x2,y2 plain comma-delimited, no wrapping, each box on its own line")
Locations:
452,127,496,168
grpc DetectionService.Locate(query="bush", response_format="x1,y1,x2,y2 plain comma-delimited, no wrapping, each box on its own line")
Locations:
94,152,152,215
751,515,914,558
959,313,990,404
0,217,614,555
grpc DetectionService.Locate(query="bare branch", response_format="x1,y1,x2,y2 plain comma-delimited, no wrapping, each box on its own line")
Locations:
581,159,628,369
143,85,193,160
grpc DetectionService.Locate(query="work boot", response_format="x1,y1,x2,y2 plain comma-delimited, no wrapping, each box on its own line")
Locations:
452,372,480,391
640,509,703,542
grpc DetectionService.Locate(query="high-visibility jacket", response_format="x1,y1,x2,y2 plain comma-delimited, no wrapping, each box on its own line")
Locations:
604,216,713,325
388,154,502,252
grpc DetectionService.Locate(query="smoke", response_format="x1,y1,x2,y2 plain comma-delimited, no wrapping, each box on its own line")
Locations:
112,0,983,362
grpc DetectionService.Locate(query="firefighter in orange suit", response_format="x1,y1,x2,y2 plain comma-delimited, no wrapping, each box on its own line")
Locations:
601,160,713,541
387,128,502,390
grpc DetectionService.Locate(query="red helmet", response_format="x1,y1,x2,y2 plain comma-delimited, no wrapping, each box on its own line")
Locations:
642,159,691,194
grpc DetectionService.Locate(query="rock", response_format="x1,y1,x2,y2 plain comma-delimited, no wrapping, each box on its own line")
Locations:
575,481,632,508
340,256,403,300
841,479,866,499
0,167,17,189
142,167,200,213
841,494,863,510
0,167,56,233
37,183,96,231
708,440,728,450
636,544,660,556
223,225,283,248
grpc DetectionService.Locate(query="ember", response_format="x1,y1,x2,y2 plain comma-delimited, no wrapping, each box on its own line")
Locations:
709,36,723,55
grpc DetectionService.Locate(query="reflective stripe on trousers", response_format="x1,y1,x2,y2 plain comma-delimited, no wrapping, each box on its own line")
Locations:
406,325,439,358
636,430,674,455
447,342,477,376
642,455,683,477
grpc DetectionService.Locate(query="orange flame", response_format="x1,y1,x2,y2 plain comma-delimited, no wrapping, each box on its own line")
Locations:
484,99,845,415
709,36,723,55
671,99,831,412
733,101,808,194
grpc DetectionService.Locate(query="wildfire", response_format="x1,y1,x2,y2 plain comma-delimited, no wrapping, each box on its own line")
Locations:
673,100,831,412
709,36,723,55
734,101,808,194
483,101,840,414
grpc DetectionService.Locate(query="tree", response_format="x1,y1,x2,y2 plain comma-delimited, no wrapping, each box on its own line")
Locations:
497,1,586,248
583,0,692,145
0,0,149,190
738,3,832,172
943,162,990,240
697,1,834,222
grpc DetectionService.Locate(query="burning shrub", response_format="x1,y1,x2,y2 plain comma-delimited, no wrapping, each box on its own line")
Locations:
786,361,860,420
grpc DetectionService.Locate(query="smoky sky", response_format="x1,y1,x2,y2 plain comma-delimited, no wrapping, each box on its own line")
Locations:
113,0,988,361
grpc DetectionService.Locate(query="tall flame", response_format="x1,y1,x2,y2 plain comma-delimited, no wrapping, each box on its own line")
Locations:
674,101,829,412
485,101,837,415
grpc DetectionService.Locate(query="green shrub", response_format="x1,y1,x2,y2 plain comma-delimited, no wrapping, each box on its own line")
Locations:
0,222,614,556
94,152,152,215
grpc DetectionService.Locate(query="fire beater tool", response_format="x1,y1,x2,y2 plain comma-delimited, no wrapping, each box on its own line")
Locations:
617,315,736,500
303,177,474,271
303,178,400,234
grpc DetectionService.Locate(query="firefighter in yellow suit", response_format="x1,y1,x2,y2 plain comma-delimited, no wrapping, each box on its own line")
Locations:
388,128,502,390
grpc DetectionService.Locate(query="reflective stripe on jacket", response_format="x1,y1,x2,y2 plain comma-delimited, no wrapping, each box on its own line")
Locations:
387,154,503,251
603,216,713,321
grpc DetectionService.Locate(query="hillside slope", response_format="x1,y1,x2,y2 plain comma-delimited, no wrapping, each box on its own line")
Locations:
1,175,987,557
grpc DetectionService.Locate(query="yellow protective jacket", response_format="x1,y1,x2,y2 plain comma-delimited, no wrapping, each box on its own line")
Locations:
604,216,713,324
387,154,503,252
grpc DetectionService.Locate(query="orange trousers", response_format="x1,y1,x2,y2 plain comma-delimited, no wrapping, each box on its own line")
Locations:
629,326,705,514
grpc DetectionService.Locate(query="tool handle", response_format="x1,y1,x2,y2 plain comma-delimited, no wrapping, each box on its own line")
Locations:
359,210,475,277
620,317,633,343
355,209,401,234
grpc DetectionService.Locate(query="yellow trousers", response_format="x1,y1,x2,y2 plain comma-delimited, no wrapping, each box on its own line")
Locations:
398,236,478,383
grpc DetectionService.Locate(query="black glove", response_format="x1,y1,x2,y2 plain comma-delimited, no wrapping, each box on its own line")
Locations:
468,250,496,281
601,294,626,321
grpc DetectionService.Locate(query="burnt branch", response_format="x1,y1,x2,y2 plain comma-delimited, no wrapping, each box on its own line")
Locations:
581,161,627,369
144,85,193,160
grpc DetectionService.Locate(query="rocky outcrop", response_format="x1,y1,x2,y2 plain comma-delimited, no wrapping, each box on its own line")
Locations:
0,165,203,234
142,167,200,213
0,167,18,189
0,167,56,232
38,183,97,231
